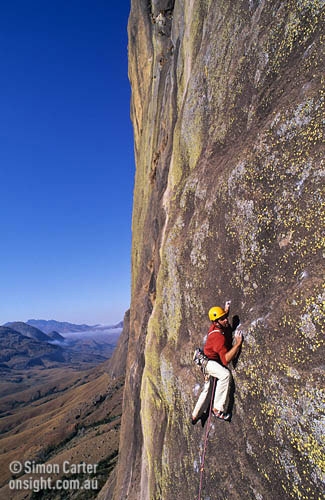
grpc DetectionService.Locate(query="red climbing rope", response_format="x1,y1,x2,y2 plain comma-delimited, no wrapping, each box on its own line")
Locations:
197,376,217,500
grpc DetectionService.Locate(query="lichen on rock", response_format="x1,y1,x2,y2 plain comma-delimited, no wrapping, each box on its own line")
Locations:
111,1,325,499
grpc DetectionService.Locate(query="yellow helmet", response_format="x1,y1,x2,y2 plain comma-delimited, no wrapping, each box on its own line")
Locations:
208,306,226,321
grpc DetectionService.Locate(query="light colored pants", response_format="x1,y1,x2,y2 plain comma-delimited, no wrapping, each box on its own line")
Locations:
192,360,231,418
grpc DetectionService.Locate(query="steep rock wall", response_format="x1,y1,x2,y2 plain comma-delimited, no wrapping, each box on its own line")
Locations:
106,310,130,380
112,1,324,499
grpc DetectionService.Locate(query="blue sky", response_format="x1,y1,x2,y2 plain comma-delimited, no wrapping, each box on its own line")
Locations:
0,1,134,325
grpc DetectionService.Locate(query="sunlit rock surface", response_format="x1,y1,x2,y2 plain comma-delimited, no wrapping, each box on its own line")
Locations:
111,1,324,499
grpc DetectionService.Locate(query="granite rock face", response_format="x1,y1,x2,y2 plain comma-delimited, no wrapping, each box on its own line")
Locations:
106,310,130,379
112,1,324,499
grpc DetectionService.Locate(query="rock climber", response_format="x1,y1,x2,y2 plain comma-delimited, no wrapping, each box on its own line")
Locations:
192,301,243,423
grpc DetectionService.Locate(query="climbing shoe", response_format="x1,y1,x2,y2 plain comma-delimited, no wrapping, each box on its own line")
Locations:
212,409,231,421
191,412,209,427
191,416,199,425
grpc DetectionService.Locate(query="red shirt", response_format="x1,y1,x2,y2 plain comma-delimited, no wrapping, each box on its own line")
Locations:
204,324,230,366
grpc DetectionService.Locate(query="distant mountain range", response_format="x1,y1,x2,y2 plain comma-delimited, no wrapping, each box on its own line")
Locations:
0,319,123,371
25,319,123,334
3,319,123,334
0,316,127,500
0,325,68,369
3,321,52,342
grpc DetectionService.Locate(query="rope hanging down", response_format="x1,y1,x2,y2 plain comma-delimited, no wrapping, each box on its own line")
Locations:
197,376,217,500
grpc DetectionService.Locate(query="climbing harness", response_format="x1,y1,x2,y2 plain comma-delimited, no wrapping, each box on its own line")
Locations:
193,347,209,374
197,376,217,500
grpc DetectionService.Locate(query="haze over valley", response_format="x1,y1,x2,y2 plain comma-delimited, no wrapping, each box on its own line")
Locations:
0,315,127,499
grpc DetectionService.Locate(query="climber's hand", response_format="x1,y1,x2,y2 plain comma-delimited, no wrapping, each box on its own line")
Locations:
235,330,243,345
225,300,231,311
